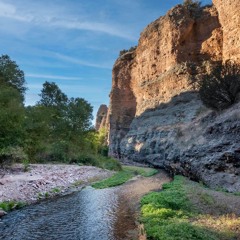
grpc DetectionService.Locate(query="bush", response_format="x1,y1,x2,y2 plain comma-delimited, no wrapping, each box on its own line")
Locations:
0,146,28,168
197,62,240,110
119,46,137,57
183,0,201,9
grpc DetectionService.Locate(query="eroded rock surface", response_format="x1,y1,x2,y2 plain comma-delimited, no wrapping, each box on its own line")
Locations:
106,1,240,192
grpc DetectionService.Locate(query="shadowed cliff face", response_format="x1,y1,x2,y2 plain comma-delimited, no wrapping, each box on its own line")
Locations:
106,0,240,191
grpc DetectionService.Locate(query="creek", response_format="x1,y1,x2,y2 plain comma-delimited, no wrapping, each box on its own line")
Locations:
0,171,170,240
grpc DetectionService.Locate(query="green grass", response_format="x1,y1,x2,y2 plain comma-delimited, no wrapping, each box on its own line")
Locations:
0,201,26,212
122,165,158,177
92,170,133,189
92,165,158,189
140,176,230,240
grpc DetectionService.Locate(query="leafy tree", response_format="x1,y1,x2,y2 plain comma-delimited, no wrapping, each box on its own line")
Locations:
0,86,25,149
38,81,68,107
0,55,26,99
67,97,93,134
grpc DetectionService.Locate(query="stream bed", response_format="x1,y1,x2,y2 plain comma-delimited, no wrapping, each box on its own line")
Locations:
0,171,170,240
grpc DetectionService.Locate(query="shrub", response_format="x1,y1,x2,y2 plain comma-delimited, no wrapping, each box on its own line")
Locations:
119,46,137,57
197,61,240,110
0,146,28,168
183,0,202,18
183,0,201,9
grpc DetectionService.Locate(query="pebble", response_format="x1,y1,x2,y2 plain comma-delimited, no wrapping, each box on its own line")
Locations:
0,209,7,217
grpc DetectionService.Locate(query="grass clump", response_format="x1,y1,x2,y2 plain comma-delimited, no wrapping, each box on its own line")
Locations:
92,171,133,189
140,176,235,240
122,165,158,177
0,201,26,212
92,165,158,189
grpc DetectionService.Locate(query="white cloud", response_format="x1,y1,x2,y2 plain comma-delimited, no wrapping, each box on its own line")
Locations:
26,73,83,81
52,52,112,69
0,1,136,40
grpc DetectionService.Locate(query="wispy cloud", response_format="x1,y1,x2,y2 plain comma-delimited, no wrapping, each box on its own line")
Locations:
52,52,112,69
0,1,136,40
26,73,83,81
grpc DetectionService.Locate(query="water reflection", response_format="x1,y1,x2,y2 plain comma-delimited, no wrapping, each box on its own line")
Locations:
1,171,170,240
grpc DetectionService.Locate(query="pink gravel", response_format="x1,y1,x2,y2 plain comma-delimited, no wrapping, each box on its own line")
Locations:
0,164,113,204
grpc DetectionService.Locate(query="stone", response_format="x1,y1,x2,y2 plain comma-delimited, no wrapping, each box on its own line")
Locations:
0,209,7,217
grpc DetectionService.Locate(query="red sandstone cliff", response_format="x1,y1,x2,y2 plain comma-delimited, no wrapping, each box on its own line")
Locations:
105,0,240,191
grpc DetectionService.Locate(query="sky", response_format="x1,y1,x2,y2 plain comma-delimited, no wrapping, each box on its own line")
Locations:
0,0,212,123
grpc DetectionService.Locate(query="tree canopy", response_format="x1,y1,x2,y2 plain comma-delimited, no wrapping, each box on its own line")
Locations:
0,54,26,99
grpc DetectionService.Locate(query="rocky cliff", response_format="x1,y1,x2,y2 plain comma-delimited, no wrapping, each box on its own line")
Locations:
106,0,240,192
95,104,108,131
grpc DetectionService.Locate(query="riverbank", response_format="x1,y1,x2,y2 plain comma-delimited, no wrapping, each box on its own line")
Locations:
141,175,240,240
0,164,114,209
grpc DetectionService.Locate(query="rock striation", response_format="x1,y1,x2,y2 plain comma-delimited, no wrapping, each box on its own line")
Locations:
105,0,240,192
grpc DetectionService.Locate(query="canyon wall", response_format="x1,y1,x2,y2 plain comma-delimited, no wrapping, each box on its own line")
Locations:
106,0,240,192
212,0,240,63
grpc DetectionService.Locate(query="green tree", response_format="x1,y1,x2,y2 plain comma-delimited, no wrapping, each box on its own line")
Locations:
0,55,26,99
38,81,68,107
0,86,25,149
67,97,93,134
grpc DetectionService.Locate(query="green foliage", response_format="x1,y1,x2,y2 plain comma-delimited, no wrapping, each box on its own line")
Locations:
70,153,122,171
183,0,201,9
122,165,158,177
119,46,137,57
51,187,60,193
0,146,27,168
140,176,228,240
0,55,108,168
92,170,133,189
38,81,68,107
22,159,30,172
198,62,240,110
25,82,94,163
0,86,25,149
0,201,26,212
0,54,26,98
92,165,157,189
189,61,240,110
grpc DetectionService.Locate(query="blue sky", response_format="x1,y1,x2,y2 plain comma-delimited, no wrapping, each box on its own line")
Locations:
0,0,212,121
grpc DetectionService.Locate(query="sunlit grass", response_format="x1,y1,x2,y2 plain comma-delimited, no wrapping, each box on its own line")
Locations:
140,176,240,240
92,165,158,189
122,165,158,177
0,201,26,212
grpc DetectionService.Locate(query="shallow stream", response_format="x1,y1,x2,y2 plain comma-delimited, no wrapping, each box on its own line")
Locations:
0,171,170,240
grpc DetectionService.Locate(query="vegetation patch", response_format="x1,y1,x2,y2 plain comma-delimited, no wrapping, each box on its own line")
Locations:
0,201,26,212
71,154,122,171
122,165,158,177
92,165,158,189
140,176,240,239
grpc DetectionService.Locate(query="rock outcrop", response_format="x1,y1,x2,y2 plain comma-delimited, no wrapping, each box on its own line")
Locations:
95,104,108,131
212,0,240,63
105,0,240,192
